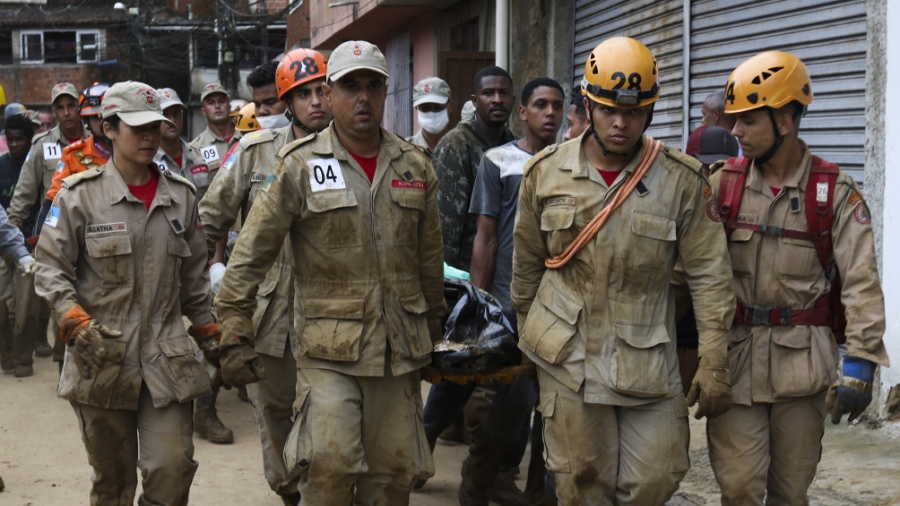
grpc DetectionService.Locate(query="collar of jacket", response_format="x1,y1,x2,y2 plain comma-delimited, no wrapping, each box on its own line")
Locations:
746,140,811,194
105,158,180,208
312,122,406,164
563,134,647,187
460,119,516,150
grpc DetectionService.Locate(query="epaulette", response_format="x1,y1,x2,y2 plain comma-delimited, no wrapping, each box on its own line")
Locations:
277,132,318,160
239,128,277,149
160,167,197,194
31,129,54,145
398,136,433,160
63,139,86,154
661,146,704,174
62,167,103,189
522,143,558,176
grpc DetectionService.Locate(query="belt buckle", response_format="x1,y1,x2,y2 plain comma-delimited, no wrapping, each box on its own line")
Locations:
746,304,772,326
778,308,793,325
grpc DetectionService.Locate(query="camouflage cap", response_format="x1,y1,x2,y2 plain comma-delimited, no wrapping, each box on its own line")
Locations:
157,88,185,111
50,83,79,103
327,40,390,82
101,81,174,127
201,83,230,102
413,77,451,107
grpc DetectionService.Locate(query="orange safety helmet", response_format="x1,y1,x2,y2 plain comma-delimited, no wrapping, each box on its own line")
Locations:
235,102,259,132
79,82,110,117
724,51,813,114
581,37,659,108
276,48,327,100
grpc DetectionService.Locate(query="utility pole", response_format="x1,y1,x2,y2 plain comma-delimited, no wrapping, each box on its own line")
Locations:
217,0,239,96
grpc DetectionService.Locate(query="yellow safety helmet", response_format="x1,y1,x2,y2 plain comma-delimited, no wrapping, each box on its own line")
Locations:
0,84,5,106
724,51,813,114
235,102,259,132
581,37,659,107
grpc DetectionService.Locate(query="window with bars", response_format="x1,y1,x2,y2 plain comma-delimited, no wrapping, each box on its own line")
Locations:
20,30,101,64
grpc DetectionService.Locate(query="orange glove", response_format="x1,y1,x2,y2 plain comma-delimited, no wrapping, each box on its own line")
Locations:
60,304,94,345
61,304,122,379
188,323,222,368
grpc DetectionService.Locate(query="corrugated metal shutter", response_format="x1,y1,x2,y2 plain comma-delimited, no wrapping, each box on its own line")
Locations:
385,31,412,138
689,0,867,181
574,0,685,147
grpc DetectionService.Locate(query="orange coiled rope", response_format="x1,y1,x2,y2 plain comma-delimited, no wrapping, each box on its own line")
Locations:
544,137,662,269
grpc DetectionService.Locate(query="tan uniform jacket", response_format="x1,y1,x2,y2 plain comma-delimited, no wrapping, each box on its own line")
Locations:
406,130,431,154
154,139,202,179
216,124,447,377
188,127,241,201
511,135,735,405
200,126,297,358
708,146,888,405
34,161,213,410
8,125,87,227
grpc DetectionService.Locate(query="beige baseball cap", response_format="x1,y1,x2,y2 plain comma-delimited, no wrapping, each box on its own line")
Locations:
327,40,390,82
413,77,451,107
157,88,185,110
50,83,79,103
200,83,230,102
100,81,174,127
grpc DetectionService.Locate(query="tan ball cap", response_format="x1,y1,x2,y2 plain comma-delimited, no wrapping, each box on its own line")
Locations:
327,40,390,82
157,88,185,111
100,81,175,127
201,83,230,102
50,83,79,104
412,77,451,107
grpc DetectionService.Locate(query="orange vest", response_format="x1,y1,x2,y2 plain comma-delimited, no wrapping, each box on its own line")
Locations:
45,136,110,202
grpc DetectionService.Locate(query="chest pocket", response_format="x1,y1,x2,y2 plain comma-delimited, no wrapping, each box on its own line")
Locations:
727,228,755,277
540,203,576,257
164,235,193,288
390,188,425,246
306,190,361,249
627,212,676,273
85,233,133,285
776,237,820,283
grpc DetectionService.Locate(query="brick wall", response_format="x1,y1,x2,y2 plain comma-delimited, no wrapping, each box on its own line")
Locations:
286,0,310,49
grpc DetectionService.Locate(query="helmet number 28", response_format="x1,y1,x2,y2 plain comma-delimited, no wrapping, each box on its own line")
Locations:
290,57,320,82
611,72,642,91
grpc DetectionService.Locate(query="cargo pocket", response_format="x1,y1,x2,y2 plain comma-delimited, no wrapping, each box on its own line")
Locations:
771,329,814,397
306,190,361,249
539,391,571,473
158,337,208,402
727,228,755,277
520,288,582,364
85,233,133,285
284,384,313,475
390,188,425,246
398,292,432,359
164,235,192,288
540,203,576,257
627,212,676,273
610,324,670,398
300,298,365,362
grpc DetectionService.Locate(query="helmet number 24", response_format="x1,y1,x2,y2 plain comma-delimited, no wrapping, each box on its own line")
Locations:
290,57,320,82
611,72,642,91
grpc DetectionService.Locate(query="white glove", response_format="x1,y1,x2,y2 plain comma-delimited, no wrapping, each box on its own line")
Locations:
209,262,226,295
17,254,36,275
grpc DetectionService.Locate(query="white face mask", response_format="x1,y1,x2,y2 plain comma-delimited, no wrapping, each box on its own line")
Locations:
257,113,290,130
417,109,450,135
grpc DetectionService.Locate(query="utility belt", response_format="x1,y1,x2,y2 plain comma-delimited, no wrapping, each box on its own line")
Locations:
734,295,830,327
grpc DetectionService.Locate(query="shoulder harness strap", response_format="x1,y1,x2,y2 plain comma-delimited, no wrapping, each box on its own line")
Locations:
716,156,750,239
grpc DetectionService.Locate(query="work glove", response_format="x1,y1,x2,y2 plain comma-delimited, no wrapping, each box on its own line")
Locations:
209,262,226,295
828,356,875,424
17,254,36,275
219,340,267,387
61,304,123,380
188,323,222,368
686,366,733,419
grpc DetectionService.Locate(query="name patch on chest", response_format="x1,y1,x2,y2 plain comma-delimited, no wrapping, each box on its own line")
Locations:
392,179,426,190
307,158,346,192
736,214,758,224
250,173,266,183
86,222,127,235
543,196,576,207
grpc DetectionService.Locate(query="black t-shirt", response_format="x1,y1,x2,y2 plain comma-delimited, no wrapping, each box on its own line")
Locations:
0,153,36,234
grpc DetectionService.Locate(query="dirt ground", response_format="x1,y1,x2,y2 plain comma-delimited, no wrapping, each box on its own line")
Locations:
2,356,900,505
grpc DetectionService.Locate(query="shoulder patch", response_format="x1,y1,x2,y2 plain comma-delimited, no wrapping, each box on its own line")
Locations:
662,146,704,174
161,168,198,194
239,128,277,149
62,167,104,189
522,143,558,177
277,133,318,160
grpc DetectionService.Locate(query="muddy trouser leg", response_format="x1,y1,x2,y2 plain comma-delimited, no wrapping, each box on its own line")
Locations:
246,338,300,496
707,402,770,506
72,399,140,506
12,270,38,368
136,384,197,506
537,369,689,506
290,368,432,506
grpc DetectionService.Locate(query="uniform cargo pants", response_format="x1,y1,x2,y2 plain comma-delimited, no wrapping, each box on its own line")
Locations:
707,392,826,506
537,369,689,506
284,367,433,506
72,384,197,506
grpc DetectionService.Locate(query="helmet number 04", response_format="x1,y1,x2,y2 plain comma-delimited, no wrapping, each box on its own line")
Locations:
290,57,320,82
611,72,642,91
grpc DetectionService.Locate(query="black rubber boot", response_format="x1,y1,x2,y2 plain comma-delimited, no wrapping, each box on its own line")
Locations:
194,386,234,444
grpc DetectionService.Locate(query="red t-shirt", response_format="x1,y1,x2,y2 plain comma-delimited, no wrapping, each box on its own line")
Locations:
173,154,183,168
128,170,159,211
349,152,378,183
770,186,781,196
65,135,81,145
597,168,622,187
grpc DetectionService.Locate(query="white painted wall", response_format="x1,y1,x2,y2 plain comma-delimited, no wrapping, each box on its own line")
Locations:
879,0,900,391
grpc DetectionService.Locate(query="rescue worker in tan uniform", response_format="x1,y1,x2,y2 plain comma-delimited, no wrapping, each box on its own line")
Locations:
215,40,445,504
8,83,86,365
34,81,217,506
706,51,889,506
200,48,333,506
510,37,736,505
406,77,454,153
155,88,204,179
188,83,241,201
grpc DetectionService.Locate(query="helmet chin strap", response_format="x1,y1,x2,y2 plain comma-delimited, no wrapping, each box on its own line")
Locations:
752,108,784,167
287,103,316,135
